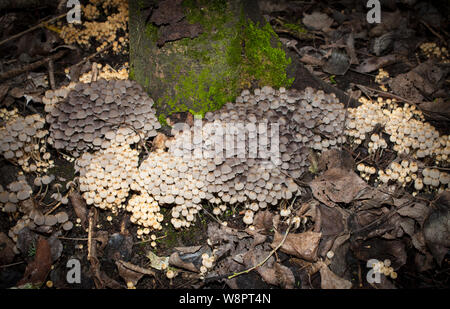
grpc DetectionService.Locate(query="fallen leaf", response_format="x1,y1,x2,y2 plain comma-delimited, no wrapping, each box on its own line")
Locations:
116,261,144,287
0,84,10,103
252,210,274,233
397,202,430,227
388,60,448,102
302,12,334,31
271,231,321,261
68,191,87,228
310,167,369,207
17,237,51,286
319,262,352,289
354,54,397,73
0,232,15,265
147,251,170,271
168,246,210,273
322,48,350,75
423,192,450,266
350,238,407,270
419,99,450,123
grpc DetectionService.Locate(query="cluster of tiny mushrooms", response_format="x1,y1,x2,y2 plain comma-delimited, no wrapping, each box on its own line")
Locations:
0,0,448,280
2,78,449,249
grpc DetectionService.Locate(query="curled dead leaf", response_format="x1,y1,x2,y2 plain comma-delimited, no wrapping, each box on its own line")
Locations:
271,231,321,261
17,237,52,286
319,261,352,289
68,191,87,228
310,167,369,207
0,232,16,265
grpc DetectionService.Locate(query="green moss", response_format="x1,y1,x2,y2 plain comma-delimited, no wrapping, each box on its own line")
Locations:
157,113,167,126
183,0,228,30
241,20,294,88
144,22,158,42
161,65,236,117
283,22,308,35
129,66,135,80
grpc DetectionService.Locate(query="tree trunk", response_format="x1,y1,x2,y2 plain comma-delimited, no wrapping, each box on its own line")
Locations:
129,0,298,120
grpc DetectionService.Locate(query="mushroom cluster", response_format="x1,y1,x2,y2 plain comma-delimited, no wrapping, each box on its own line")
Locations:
9,208,73,243
59,0,128,54
74,86,347,228
158,86,346,225
356,163,377,181
375,69,389,91
346,97,449,162
134,149,205,229
368,133,388,154
2,176,73,243
75,128,141,213
46,79,160,157
126,192,164,236
371,259,397,279
0,111,53,173
420,42,449,63
377,160,419,186
422,168,449,190
0,177,32,214
77,63,129,83
42,82,77,108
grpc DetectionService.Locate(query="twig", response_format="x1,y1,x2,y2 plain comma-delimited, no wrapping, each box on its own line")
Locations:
0,50,67,81
228,217,294,280
48,59,55,89
0,261,25,268
116,260,156,276
0,13,67,47
73,42,114,68
356,84,423,109
420,20,447,47
87,210,94,260
58,237,91,241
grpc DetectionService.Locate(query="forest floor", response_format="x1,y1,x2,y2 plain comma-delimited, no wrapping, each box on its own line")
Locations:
0,0,449,290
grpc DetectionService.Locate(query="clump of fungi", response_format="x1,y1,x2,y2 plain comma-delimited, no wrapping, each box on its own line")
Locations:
0,109,53,173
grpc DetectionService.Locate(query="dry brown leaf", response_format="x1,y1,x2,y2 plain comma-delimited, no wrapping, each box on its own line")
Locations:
319,262,352,289
423,192,450,266
252,210,274,233
354,54,397,73
0,232,15,265
17,237,52,286
302,12,334,31
116,262,143,286
389,60,448,102
397,202,430,227
271,231,321,261
68,191,87,228
0,84,10,103
257,262,295,289
310,167,369,207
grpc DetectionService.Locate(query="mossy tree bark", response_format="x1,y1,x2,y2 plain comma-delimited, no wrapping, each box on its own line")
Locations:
129,0,298,122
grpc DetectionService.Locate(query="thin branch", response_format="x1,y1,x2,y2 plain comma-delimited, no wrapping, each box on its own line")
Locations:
0,13,67,47
0,50,67,81
228,217,294,280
